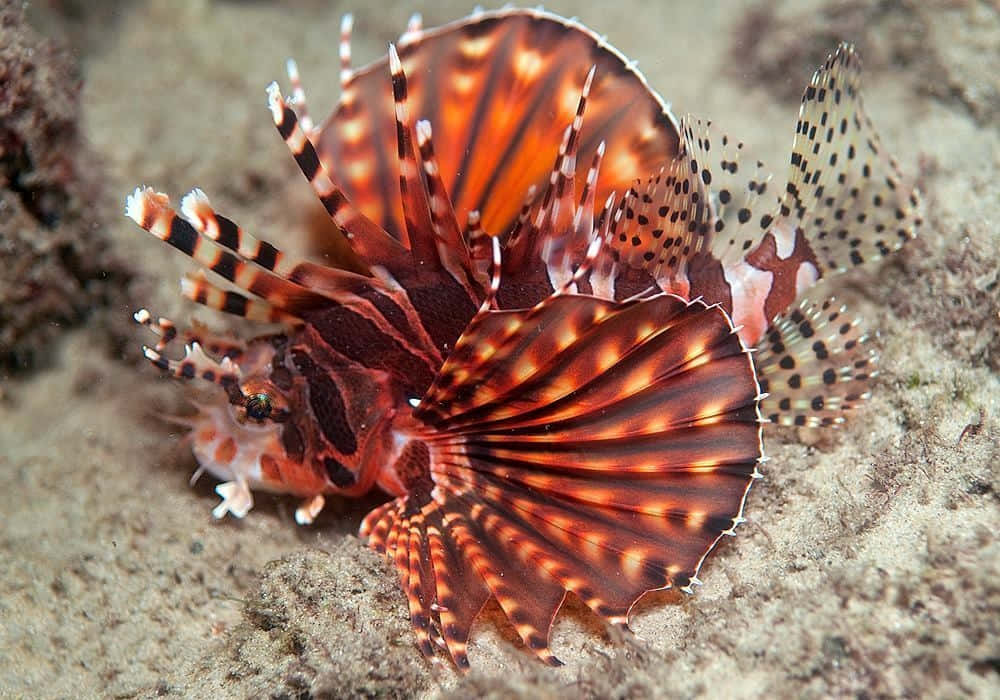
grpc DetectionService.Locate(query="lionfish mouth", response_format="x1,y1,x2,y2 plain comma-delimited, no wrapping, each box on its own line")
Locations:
186,397,282,519
126,7,918,669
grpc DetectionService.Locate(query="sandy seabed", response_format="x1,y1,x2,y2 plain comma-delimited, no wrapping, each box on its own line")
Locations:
1,1,997,697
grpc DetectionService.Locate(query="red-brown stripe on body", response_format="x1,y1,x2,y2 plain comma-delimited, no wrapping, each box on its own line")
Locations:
290,348,359,457
686,251,734,316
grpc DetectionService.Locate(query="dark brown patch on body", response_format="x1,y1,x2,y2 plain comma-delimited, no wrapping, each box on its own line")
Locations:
323,456,357,488
304,304,437,394
686,250,735,313
281,423,306,463
291,350,358,456
402,274,478,357
745,228,820,322
393,439,433,502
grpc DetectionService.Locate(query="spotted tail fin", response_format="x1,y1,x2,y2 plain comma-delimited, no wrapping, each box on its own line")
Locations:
736,43,921,341
363,292,763,666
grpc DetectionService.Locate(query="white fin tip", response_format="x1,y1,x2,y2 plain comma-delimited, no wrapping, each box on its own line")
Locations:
388,43,402,74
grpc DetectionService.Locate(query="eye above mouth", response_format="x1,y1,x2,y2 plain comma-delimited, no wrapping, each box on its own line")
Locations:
245,392,273,422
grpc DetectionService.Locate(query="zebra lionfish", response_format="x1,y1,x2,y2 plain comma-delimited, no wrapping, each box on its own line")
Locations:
126,8,921,668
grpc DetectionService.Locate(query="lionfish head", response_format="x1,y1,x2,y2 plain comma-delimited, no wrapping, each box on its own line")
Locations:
181,341,301,515
131,313,360,521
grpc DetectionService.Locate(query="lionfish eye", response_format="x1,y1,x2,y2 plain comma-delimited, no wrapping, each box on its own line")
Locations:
244,393,273,421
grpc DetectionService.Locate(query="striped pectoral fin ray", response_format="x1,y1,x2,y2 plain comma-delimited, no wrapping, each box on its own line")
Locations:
530,68,598,285
266,81,410,273
386,46,479,298
446,494,568,665
177,187,389,305
363,498,493,669
368,293,762,665
387,42,439,262
179,272,296,323
127,187,426,356
755,295,877,428
402,510,440,659
423,294,753,434
126,187,334,317
424,509,491,668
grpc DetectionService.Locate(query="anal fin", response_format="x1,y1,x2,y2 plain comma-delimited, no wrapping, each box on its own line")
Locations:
755,296,877,428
